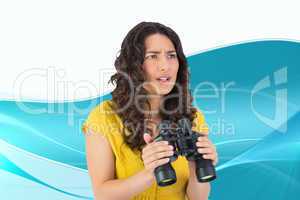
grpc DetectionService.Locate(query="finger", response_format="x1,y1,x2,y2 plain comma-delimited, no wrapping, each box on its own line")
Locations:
149,158,170,169
202,154,216,160
204,154,218,166
143,143,173,158
144,150,174,165
143,140,170,152
197,148,214,154
213,157,218,166
152,140,169,147
196,141,211,148
142,140,167,153
197,136,209,142
143,133,153,144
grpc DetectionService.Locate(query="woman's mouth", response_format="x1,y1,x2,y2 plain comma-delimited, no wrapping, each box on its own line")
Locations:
156,76,171,84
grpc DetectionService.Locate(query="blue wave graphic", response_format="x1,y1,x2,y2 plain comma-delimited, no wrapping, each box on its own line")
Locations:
0,153,92,199
0,40,300,200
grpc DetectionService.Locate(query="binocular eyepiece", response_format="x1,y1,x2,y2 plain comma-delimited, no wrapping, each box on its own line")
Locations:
153,118,217,186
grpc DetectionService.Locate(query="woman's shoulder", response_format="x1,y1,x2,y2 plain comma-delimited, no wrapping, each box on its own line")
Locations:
82,100,129,158
95,99,116,113
86,100,116,121
81,99,121,135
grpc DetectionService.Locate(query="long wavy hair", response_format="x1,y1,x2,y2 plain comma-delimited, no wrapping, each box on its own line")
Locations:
109,22,197,150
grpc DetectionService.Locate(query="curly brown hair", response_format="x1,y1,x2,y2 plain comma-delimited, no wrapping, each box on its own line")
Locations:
109,22,197,150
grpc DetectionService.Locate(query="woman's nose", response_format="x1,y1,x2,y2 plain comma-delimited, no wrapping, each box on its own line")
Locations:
158,56,168,71
159,65,167,72
159,66,166,72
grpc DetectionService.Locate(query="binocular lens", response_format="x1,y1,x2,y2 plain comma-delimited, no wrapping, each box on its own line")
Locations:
154,163,177,186
196,165,216,182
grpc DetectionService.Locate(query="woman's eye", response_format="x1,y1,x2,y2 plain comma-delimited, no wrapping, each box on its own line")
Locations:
168,54,177,59
146,55,157,59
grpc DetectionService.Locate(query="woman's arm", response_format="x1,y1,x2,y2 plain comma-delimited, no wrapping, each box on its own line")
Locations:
85,128,153,200
186,161,211,200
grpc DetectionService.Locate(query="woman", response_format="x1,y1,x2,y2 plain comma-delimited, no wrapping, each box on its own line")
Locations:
82,22,218,200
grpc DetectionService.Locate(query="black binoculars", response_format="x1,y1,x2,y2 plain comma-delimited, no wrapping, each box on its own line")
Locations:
153,118,216,186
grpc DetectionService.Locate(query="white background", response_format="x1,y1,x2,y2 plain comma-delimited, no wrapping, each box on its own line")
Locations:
0,0,299,101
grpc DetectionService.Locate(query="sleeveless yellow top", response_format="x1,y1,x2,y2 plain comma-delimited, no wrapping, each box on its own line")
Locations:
82,100,209,200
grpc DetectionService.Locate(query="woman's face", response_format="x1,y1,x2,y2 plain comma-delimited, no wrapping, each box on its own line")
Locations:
142,33,179,96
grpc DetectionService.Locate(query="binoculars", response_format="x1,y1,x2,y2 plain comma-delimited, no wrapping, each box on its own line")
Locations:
153,118,216,186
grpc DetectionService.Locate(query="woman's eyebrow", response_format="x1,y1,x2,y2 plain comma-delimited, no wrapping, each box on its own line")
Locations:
167,50,176,54
145,50,176,54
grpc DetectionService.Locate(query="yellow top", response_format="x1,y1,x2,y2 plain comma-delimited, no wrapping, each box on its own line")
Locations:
82,99,209,200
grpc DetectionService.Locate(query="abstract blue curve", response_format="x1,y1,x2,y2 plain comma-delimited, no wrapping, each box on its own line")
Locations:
0,153,92,199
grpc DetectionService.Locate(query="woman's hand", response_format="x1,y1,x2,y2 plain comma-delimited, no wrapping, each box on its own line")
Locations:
141,133,174,179
186,133,216,200
195,135,218,166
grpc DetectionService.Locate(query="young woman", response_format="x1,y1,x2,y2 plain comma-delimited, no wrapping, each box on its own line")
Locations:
82,22,218,200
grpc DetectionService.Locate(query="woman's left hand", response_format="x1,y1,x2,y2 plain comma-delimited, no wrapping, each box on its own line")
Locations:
195,135,218,166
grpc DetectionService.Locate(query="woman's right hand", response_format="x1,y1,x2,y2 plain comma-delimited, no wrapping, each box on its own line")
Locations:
141,133,174,180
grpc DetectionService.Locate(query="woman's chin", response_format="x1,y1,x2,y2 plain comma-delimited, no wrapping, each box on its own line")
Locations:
158,88,173,96
143,85,174,96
